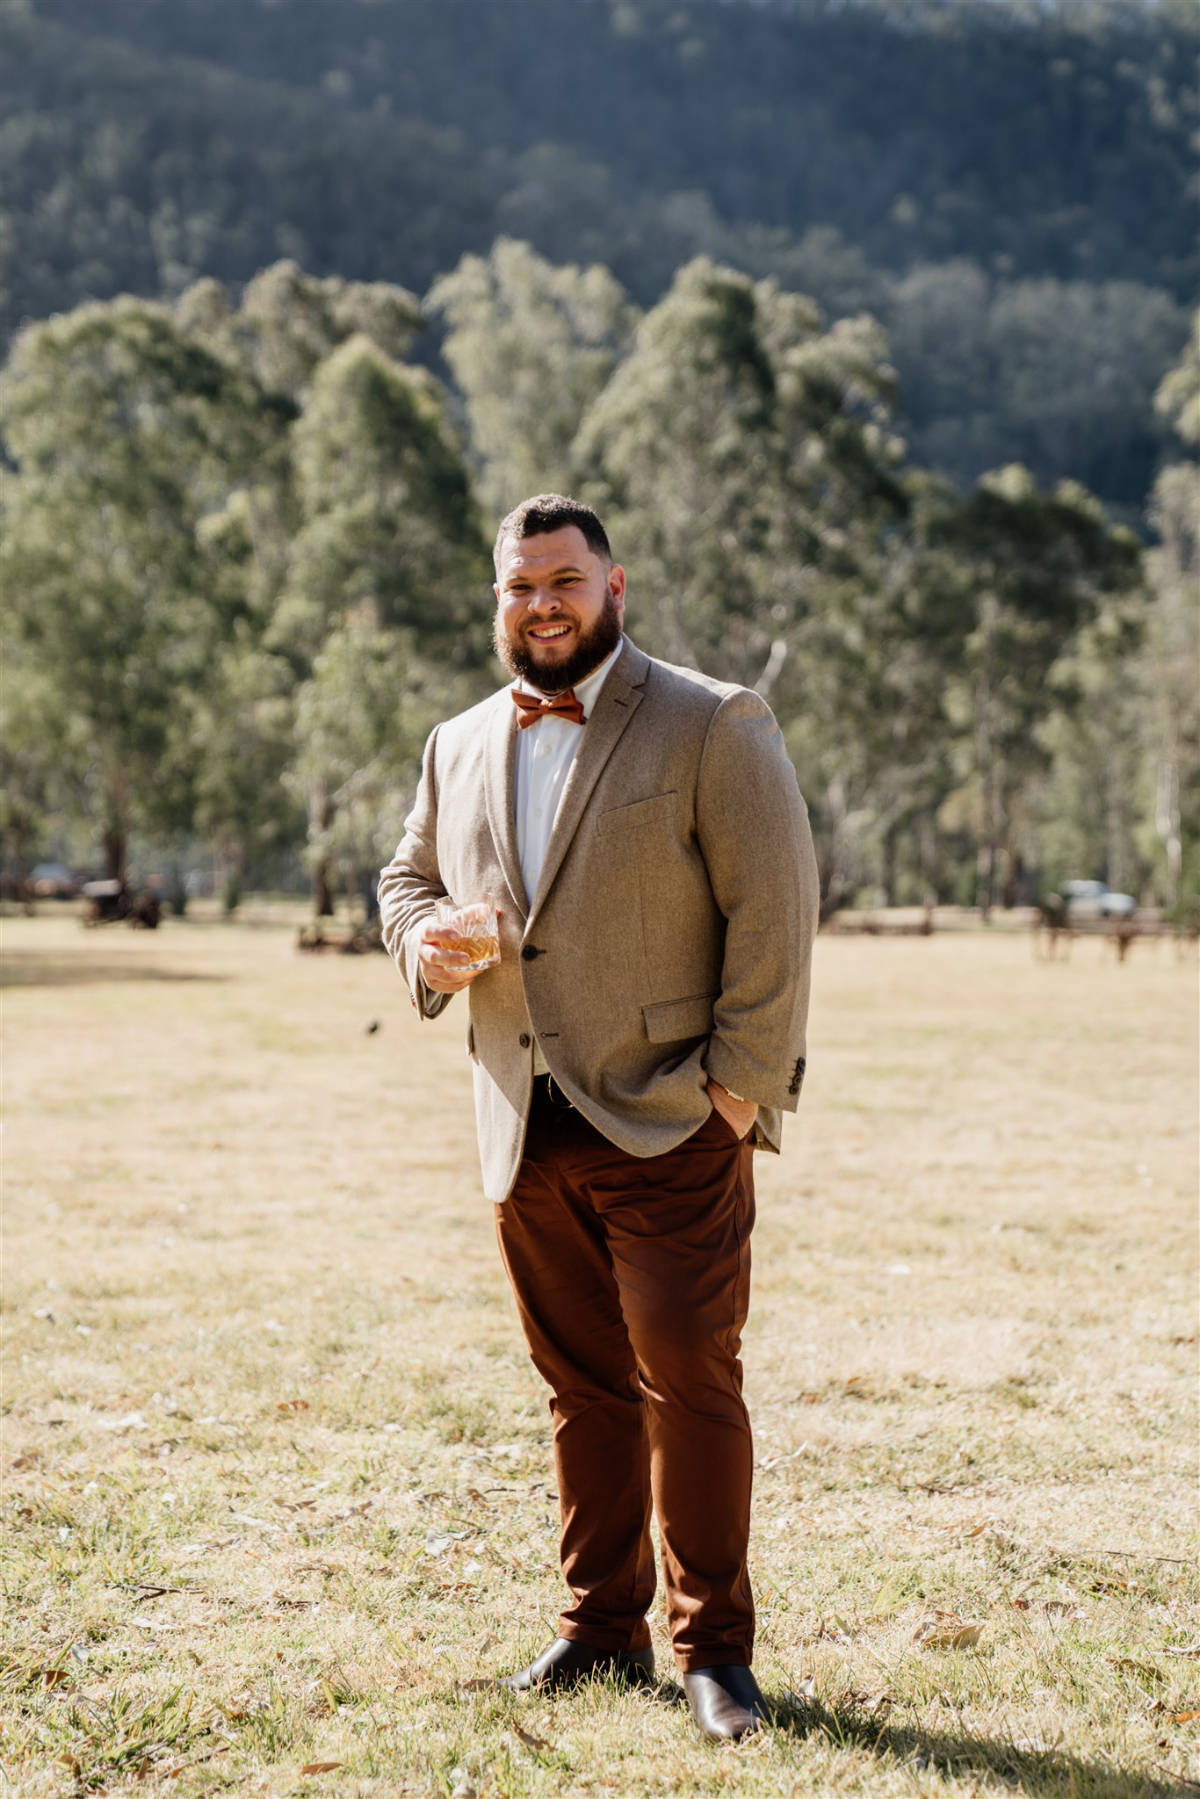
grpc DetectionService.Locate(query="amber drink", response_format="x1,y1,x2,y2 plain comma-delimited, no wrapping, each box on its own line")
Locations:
434,898,500,970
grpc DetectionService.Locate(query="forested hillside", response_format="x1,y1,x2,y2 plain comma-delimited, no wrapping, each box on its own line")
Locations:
2,0,1195,510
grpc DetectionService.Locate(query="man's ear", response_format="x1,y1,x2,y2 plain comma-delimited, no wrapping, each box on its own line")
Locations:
609,563,627,620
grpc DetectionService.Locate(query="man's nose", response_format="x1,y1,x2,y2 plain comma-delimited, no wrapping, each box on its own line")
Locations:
526,588,561,614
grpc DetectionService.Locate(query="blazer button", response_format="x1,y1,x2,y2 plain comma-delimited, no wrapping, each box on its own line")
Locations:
519,1032,531,1049
521,944,541,960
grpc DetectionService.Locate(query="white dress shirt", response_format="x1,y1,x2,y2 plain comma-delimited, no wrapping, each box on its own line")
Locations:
513,637,624,907
514,640,623,1075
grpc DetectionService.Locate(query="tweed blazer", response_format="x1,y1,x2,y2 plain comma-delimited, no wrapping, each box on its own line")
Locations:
378,637,819,1203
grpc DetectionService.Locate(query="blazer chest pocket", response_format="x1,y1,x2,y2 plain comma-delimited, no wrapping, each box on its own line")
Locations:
597,791,677,836
642,993,715,1043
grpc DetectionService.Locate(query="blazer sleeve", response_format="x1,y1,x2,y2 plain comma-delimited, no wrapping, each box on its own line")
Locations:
378,725,454,1020
694,688,820,1111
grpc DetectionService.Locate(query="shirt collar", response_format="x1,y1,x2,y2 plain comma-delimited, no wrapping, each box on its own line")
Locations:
514,636,625,720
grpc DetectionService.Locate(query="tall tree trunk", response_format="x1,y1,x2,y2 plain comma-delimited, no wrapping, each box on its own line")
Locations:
102,823,126,884
313,859,335,918
974,706,1000,923
308,780,335,916
818,775,853,921
882,820,899,909
1156,747,1182,908
102,763,129,884
10,811,34,913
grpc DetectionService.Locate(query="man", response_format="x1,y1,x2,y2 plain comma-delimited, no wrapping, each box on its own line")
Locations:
379,494,819,1741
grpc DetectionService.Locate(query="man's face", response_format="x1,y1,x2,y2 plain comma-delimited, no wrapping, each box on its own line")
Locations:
493,525,626,693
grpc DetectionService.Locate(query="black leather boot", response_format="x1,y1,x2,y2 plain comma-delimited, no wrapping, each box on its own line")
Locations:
502,1637,656,1693
682,1664,770,1740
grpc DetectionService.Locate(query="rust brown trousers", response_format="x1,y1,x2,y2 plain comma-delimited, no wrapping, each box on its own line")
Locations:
494,1080,757,1672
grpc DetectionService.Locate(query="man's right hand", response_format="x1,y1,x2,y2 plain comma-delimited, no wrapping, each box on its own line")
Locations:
418,923,489,994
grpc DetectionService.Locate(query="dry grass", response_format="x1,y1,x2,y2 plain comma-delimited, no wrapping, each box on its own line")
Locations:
2,911,1197,1798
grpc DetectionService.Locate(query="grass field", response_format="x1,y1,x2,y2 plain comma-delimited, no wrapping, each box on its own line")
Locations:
2,912,1197,1798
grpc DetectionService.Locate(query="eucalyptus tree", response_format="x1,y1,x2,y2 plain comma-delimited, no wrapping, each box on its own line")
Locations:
924,466,1142,915
0,297,270,881
276,333,491,910
177,260,425,407
430,238,638,515
575,256,914,906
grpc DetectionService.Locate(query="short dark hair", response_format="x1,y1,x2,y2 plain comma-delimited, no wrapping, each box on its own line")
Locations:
493,493,612,572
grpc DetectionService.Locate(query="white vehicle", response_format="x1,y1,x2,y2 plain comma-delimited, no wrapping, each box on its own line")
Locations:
1062,879,1136,919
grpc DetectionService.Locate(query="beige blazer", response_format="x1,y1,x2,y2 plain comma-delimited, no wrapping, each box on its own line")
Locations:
378,638,819,1202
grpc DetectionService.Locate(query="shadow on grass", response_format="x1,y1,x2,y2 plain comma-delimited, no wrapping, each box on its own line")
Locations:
753,1691,1195,1798
1,956,227,988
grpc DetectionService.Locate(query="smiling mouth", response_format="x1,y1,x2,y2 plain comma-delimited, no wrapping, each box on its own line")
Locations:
526,623,573,642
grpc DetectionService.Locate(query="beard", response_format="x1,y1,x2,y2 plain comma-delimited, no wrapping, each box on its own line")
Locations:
494,592,623,693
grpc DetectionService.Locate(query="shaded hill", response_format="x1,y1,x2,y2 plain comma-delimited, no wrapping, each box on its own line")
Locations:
26,0,1199,295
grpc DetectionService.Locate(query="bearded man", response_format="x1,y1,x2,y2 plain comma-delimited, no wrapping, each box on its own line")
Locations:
379,493,819,1741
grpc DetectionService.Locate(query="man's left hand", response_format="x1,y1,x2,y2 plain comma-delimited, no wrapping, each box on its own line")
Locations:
706,1079,758,1140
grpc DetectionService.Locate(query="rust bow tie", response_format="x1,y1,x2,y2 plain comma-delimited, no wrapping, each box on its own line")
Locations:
511,688,586,729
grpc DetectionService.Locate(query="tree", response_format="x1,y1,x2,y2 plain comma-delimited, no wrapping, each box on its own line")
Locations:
577,259,905,679
925,466,1142,915
429,239,638,515
887,264,1188,512
275,333,491,912
284,610,470,918
0,297,270,880
1154,307,1200,448
575,258,913,906
0,622,88,893
187,633,302,895
177,260,425,405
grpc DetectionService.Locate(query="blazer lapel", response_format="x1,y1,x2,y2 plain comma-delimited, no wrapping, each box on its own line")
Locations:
482,692,528,921
526,639,650,930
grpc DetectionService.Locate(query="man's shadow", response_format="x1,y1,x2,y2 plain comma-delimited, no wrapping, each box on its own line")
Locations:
652,1685,1192,1797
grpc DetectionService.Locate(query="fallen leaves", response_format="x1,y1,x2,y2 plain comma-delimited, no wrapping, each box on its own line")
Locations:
40,1664,71,1689
509,1722,552,1753
1108,1656,1164,1686
812,1615,855,1644
300,1761,342,1775
1012,1597,1084,1623
1151,1702,1200,1724
913,1613,984,1650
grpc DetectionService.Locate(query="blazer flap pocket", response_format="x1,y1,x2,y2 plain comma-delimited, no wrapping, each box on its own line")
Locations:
642,993,716,1043
597,791,677,835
